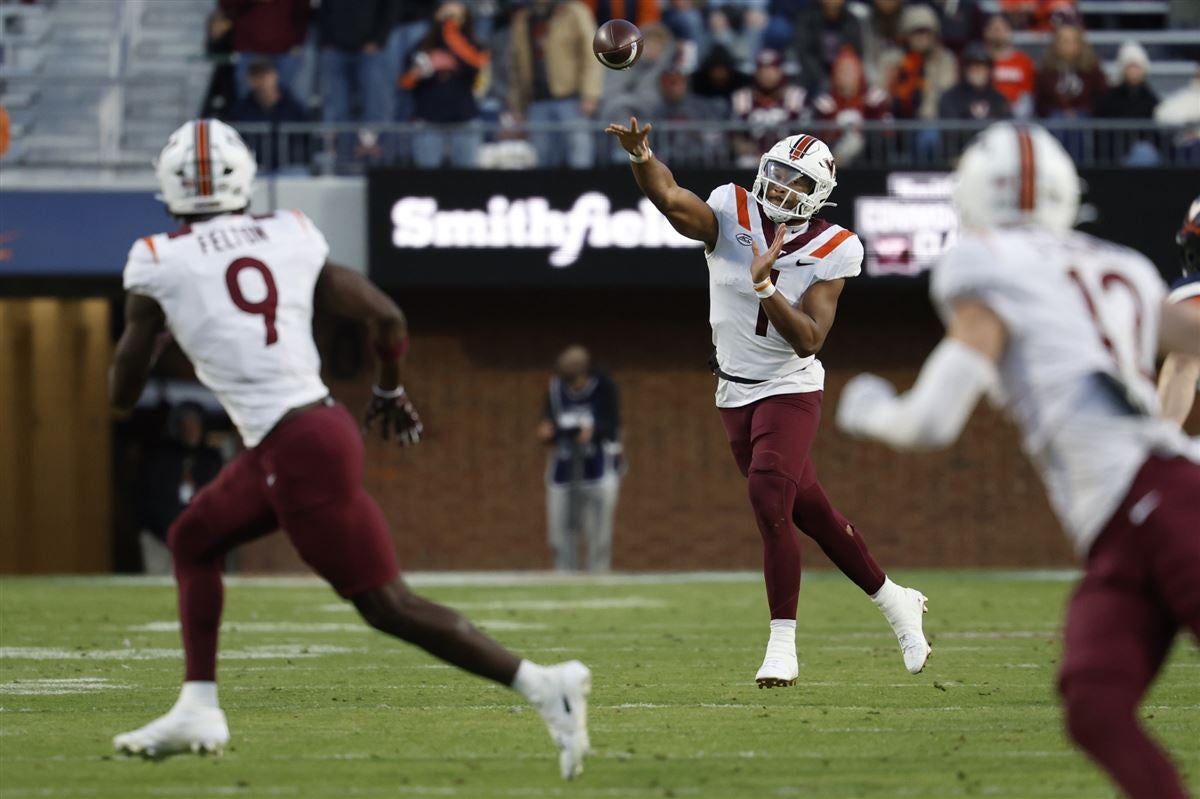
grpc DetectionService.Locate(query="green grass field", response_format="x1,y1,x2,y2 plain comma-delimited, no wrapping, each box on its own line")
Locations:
1,572,1196,799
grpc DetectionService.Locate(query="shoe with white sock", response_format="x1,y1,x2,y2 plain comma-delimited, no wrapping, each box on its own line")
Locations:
755,622,799,688
113,703,229,759
530,660,592,780
873,578,932,674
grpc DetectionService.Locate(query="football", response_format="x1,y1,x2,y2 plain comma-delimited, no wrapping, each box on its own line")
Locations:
593,19,643,70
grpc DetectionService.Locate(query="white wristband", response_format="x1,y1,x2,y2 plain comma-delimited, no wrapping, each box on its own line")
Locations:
629,147,652,164
372,385,406,399
754,281,776,299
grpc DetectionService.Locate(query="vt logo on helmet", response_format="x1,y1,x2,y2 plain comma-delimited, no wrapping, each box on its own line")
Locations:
751,134,839,224
155,119,257,216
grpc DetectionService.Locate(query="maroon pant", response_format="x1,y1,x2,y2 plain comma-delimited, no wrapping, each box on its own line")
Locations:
719,392,885,619
168,402,399,680
1057,455,1200,799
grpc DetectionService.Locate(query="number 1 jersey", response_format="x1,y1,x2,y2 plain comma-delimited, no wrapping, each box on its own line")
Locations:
123,210,331,446
705,183,863,408
931,226,1199,554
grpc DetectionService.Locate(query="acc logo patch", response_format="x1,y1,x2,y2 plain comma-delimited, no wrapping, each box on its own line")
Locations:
736,233,754,246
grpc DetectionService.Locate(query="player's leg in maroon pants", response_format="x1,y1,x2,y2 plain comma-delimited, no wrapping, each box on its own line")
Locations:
261,404,520,684
167,450,279,681
1059,456,1200,799
722,392,884,620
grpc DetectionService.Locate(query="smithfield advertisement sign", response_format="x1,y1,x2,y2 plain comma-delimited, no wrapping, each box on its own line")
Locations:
367,168,1191,288
390,193,702,268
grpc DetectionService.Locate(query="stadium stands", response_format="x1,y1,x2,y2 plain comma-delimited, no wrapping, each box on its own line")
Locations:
0,0,1196,172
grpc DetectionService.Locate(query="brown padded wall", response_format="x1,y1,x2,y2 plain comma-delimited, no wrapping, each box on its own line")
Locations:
234,283,1138,574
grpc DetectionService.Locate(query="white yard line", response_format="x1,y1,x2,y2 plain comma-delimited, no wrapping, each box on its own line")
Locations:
0,678,131,696
0,645,359,661
127,620,547,633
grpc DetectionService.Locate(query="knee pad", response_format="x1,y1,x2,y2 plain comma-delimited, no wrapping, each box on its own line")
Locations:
747,451,796,518
166,502,209,565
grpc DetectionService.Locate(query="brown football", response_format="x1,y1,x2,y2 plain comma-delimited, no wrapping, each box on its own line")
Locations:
592,19,643,70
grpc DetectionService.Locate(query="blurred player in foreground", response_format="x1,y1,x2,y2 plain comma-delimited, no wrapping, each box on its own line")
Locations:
605,117,931,688
1157,196,1200,426
837,122,1200,799
109,119,591,780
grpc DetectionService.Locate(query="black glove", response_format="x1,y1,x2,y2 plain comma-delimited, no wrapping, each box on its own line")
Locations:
364,386,423,446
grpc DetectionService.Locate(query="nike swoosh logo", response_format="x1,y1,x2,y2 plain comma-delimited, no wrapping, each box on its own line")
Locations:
562,696,572,715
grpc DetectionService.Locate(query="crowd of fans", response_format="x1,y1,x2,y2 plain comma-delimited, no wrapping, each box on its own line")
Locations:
200,0,1200,170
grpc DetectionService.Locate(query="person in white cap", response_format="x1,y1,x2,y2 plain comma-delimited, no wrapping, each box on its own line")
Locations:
1097,40,1159,120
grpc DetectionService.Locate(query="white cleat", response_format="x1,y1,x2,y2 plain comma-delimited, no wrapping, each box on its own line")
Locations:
533,660,592,780
113,704,229,759
755,645,799,689
881,587,932,674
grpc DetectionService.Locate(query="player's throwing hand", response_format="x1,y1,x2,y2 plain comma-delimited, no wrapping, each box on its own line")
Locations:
750,225,788,286
365,386,424,446
604,116,653,159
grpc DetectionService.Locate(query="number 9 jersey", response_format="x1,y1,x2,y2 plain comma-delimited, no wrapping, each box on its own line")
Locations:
123,209,331,446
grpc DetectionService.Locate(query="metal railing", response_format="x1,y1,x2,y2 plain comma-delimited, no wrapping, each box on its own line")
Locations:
223,119,1200,175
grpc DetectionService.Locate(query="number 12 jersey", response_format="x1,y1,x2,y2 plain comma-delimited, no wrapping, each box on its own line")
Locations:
123,209,331,446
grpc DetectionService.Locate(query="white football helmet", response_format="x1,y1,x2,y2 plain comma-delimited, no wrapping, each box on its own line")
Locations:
751,134,838,224
155,119,257,216
952,122,1081,232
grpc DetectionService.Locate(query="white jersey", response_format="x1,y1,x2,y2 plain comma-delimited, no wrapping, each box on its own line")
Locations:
931,226,1199,555
706,183,863,408
123,209,331,447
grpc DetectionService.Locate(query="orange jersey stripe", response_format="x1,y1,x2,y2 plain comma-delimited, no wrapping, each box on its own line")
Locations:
734,186,751,230
141,236,158,263
810,229,854,259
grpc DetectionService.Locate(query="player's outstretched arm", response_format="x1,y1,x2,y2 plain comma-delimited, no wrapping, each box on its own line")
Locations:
109,293,166,412
604,117,718,251
315,262,422,446
1158,353,1199,426
836,299,1004,451
1157,300,1200,425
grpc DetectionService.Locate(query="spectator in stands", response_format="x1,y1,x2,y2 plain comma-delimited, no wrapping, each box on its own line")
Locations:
708,3,771,74
925,0,986,53
581,0,661,28
1153,64,1200,162
599,23,676,124
136,403,224,575
1096,42,1158,120
1000,0,1078,32
646,60,728,164
861,0,906,89
389,1,436,129
762,0,806,54
317,0,396,161
400,2,488,169
691,44,751,103
732,48,807,168
983,14,1036,117
508,0,603,169
938,44,1010,121
219,0,310,102
792,0,865,92
231,59,311,172
881,5,958,119
662,0,707,65
1034,22,1106,119
201,7,238,119
538,346,623,574
811,46,891,165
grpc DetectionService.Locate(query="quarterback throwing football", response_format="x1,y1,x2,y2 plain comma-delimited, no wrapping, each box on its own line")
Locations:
605,118,931,687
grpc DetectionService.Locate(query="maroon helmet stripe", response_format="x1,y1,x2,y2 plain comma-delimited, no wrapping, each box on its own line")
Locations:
195,119,212,196
789,135,815,161
1016,126,1035,212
